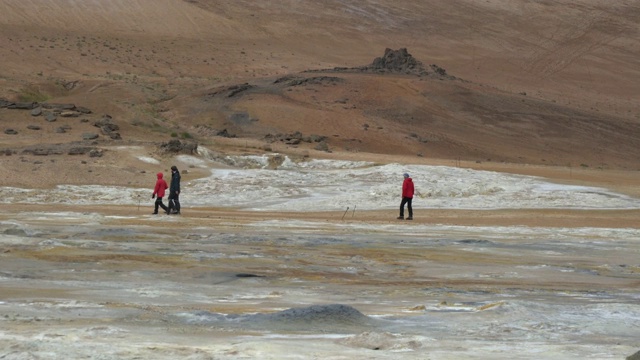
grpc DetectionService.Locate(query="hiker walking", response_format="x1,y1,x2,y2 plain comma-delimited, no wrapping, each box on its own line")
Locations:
152,172,169,215
167,165,181,215
398,172,414,220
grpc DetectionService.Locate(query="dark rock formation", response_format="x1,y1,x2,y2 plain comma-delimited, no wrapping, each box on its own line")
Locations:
303,48,455,79
22,147,64,156
264,132,327,145
0,98,13,108
8,102,37,110
206,83,254,98
41,103,76,110
216,128,236,138
94,116,121,140
160,139,198,154
68,147,94,155
274,75,344,87
45,113,57,122
367,48,427,75
83,133,99,141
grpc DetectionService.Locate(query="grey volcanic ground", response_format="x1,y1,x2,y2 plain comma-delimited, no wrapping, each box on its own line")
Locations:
1,157,639,359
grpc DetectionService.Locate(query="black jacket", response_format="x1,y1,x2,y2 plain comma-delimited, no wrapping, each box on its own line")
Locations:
170,170,181,193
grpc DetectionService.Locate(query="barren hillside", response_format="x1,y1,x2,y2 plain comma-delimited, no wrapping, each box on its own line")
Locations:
1,0,639,187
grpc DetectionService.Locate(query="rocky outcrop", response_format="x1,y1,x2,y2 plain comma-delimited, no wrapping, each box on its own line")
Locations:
205,83,254,99
1,98,121,141
1,143,106,157
304,48,455,79
264,131,327,145
94,115,121,140
274,75,344,87
159,139,198,154
366,48,427,75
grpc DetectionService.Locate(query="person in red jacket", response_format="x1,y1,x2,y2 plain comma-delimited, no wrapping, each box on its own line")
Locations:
151,172,169,215
398,172,414,220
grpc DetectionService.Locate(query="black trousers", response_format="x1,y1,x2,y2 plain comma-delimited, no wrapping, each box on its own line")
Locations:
154,197,168,214
400,197,413,218
168,192,180,213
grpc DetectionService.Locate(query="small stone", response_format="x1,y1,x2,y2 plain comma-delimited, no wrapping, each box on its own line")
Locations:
82,133,99,140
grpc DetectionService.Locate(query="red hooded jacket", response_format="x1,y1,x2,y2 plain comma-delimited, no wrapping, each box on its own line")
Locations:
402,177,414,198
153,172,168,198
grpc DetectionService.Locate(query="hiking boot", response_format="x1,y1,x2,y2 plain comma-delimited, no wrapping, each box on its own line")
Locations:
406,217,413,220
397,216,404,220
152,212,158,215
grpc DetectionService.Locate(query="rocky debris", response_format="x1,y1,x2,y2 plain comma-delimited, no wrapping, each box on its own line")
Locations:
45,113,57,122
305,48,455,79
1,98,126,143
216,128,236,138
76,106,92,114
56,125,72,134
8,102,38,110
309,134,327,142
429,64,448,76
366,48,427,75
41,103,76,110
159,139,198,154
264,132,327,145
0,99,13,108
274,75,344,87
315,141,330,152
15,143,103,157
206,83,254,98
22,147,64,156
93,115,121,140
82,133,99,141
192,125,237,138
0,98,95,116
60,80,79,90
68,146,94,155
228,83,254,97
89,149,104,157
60,111,79,118
0,100,80,111
93,116,116,130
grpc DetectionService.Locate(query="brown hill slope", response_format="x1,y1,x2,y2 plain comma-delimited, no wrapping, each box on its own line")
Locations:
1,0,639,189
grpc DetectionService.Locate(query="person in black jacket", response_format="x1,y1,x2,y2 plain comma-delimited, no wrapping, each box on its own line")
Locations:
167,165,181,215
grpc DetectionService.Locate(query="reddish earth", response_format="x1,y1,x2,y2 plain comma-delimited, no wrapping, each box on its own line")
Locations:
1,0,638,202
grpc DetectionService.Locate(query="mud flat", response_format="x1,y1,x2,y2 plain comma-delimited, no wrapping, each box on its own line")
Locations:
1,203,639,359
